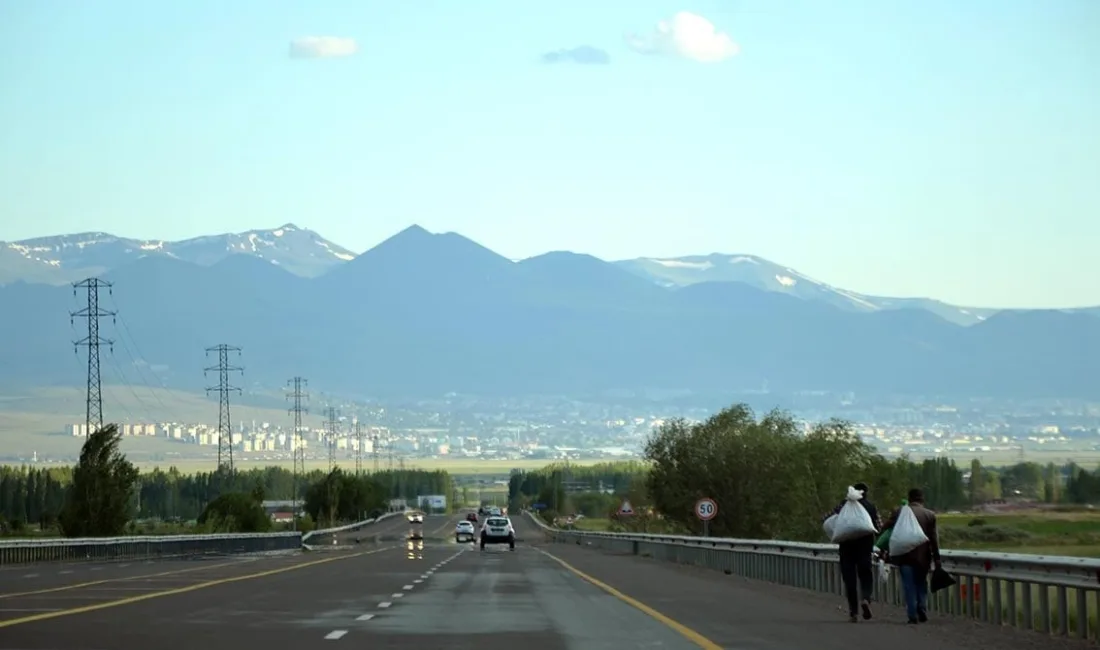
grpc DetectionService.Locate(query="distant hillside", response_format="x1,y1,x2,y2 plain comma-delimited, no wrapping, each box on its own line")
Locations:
2,224,1098,401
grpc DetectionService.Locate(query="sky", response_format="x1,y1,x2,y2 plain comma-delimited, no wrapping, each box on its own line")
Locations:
1,0,1097,309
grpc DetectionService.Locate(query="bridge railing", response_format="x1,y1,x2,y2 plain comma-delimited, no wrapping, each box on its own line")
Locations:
525,511,1100,644
0,511,404,566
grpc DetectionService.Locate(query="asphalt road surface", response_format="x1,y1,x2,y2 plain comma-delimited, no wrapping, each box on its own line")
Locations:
0,514,1085,649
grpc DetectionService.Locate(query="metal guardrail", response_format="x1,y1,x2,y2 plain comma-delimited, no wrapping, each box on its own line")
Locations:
301,511,401,546
0,532,302,566
525,511,1100,643
0,511,406,566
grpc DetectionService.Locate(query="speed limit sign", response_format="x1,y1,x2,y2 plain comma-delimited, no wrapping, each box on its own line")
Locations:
695,498,717,521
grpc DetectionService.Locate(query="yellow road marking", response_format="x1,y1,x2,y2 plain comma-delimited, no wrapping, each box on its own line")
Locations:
0,560,241,600
0,546,394,628
539,549,722,650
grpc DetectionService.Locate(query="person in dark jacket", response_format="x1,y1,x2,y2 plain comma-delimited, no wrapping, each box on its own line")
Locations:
823,482,882,622
881,488,942,624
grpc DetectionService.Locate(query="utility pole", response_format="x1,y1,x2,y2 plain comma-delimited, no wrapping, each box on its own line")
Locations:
355,420,363,476
372,431,379,473
326,406,338,471
286,377,308,529
70,278,115,433
204,345,242,472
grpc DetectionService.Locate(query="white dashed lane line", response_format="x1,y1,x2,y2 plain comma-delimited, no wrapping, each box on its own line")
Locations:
330,546,467,638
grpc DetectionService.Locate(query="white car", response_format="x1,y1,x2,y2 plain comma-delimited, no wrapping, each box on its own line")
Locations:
480,516,515,550
407,511,424,524
455,520,476,543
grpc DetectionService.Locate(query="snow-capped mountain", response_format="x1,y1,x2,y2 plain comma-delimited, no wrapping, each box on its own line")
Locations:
0,224,355,284
613,253,999,326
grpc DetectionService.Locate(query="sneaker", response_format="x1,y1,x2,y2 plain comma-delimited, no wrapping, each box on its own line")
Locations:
848,614,859,623
907,618,918,625
917,609,927,623
861,600,873,620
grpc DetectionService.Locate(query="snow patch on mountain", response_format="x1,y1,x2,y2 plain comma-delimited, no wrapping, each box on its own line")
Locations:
2,224,356,282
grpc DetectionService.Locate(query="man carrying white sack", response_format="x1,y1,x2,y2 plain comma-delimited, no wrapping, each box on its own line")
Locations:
880,488,942,624
822,482,882,622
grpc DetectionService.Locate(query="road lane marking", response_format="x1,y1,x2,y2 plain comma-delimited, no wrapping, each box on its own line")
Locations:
0,547,395,628
356,614,374,621
324,630,347,639
413,579,422,583
538,549,722,650
378,602,391,608
402,584,413,590
0,560,242,600
391,593,403,598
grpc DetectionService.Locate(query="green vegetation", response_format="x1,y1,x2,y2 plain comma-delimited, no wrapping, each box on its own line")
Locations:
508,403,1100,556
0,423,453,537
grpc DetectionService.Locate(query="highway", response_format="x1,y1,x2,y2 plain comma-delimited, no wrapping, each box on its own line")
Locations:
0,515,1086,649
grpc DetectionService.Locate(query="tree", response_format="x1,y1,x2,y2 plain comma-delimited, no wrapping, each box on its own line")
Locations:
198,490,272,533
59,424,139,537
644,404,909,541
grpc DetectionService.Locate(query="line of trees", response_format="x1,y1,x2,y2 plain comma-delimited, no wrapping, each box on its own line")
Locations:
509,403,1100,542
0,424,453,537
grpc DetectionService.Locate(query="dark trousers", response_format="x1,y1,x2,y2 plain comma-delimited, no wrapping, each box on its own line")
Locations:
838,537,875,615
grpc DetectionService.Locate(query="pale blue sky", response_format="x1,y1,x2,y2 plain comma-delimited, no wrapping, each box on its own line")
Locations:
1,1,1097,309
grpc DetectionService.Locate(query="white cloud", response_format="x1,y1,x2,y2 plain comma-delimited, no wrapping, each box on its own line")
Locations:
288,36,358,59
626,12,740,63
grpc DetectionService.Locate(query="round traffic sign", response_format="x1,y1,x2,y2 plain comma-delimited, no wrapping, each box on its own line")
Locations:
694,498,717,521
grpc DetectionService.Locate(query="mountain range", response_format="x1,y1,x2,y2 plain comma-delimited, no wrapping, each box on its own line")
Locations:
2,224,1098,401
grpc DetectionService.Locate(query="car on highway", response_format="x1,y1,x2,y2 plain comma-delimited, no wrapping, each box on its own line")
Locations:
455,520,476,543
407,510,424,524
465,512,479,523
480,515,515,550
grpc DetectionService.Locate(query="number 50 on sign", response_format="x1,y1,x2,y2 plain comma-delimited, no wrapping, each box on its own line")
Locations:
695,498,717,521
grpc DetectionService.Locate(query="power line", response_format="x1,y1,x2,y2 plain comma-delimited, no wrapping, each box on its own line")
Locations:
71,278,115,433
355,420,363,476
204,344,242,472
325,406,338,472
286,376,308,529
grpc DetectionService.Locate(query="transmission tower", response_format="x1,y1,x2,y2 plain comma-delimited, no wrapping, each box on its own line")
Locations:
355,420,363,476
70,279,115,433
286,377,308,525
325,406,338,471
372,431,379,473
204,345,242,472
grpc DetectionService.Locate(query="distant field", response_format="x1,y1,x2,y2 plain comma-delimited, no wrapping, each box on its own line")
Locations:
21,456,607,476
566,509,1100,558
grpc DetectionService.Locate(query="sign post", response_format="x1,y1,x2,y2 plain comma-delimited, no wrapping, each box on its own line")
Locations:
694,497,717,537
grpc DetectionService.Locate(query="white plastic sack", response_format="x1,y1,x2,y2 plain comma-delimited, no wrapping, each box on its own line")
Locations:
830,485,876,543
822,513,838,540
888,504,929,556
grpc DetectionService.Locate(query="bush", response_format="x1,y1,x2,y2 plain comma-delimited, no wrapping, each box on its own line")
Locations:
940,525,1031,546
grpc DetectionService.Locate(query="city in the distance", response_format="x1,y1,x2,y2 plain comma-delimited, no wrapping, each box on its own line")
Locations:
2,222,1098,472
